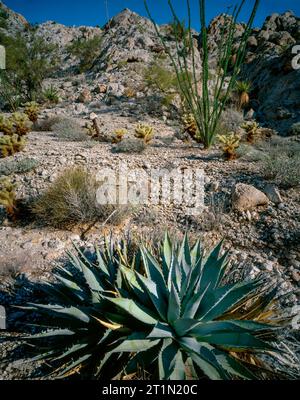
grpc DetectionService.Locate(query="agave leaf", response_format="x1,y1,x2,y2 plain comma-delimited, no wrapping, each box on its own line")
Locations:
213,349,258,380
26,303,91,324
72,245,106,295
196,331,275,351
110,332,160,353
180,257,203,309
167,282,181,323
140,246,168,298
182,283,210,319
57,353,91,378
125,342,161,375
198,280,262,321
159,338,185,380
119,265,152,307
179,337,226,379
190,239,202,265
168,256,182,293
200,241,228,291
95,244,110,276
161,232,173,281
188,320,278,337
178,233,191,275
39,281,86,306
148,322,174,339
53,342,89,361
104,297,157,325
173,318,205,337
23,328,75,340
135,270,168,321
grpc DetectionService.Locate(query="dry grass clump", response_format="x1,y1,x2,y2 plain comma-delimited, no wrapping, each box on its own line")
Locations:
32,167,129,228
260,139,300,188
34,115,67,132
52,118,88,141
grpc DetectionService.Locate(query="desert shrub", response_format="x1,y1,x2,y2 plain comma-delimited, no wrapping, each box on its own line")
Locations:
144,63,177,94
32,167,126,228
260,139,300,187
4,233,296,379
52,118,88,141
67,35,103,73
217,108,244,134
34,115,66,132
0,157,39,176
112,138,146,154
0,31,59,108
143,63,190,108
289,122,300,136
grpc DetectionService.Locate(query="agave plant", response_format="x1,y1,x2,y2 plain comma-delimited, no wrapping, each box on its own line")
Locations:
7,234,294,380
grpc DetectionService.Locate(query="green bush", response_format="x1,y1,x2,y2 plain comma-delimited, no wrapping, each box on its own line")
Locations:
67,35,103,73
0,157,39,176
4,233,295,379
0,31,59,109
42,85,60,104
31,167,127,228
112,138,146,154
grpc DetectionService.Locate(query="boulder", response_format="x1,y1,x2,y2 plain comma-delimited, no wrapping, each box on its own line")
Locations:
262,184,282,204
232,183,269,211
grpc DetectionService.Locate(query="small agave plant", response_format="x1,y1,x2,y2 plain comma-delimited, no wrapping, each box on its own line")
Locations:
8,234,294,379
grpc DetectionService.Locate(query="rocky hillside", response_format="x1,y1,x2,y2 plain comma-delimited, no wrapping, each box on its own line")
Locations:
1,3,299,133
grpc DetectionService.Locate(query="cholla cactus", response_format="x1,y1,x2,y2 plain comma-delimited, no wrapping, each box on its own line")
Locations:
182,113,201,142
242,121,260,144
0,115,14,135
24,102,40,122
0,134,26,158
134,123,154,144
11,112,33,136
218,132,240,160
112,129,127,144
0,178,17,218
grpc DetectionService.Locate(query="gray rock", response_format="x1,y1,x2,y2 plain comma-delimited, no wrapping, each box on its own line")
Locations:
263,184,282,204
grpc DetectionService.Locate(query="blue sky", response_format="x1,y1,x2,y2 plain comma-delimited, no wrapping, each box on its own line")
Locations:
3,1,300,28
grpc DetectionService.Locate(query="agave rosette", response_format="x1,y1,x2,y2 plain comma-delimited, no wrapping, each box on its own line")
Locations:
9,234,290,379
